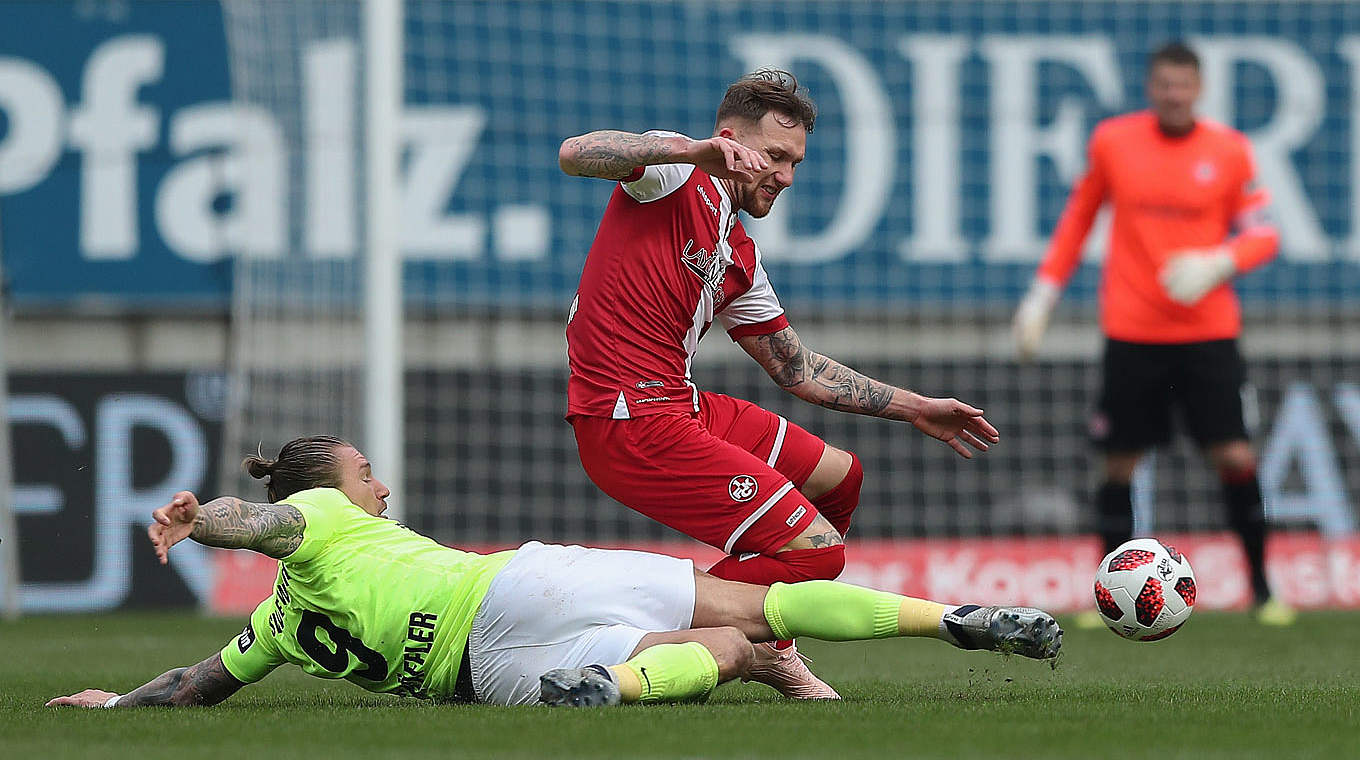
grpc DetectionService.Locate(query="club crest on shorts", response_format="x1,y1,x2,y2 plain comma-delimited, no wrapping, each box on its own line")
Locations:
728,475,758,502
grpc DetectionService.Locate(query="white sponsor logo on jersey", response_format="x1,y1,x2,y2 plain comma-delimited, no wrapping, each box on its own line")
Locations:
681,238,725,294
697,185,720,218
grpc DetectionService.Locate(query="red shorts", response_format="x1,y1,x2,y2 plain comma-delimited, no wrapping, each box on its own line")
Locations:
571,392,828,555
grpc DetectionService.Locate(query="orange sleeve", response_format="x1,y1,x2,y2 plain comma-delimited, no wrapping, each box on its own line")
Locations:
1037,126,1109,286
1226,139,1278,273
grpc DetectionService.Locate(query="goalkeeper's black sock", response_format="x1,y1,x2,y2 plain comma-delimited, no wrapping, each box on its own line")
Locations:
1222,467,1271,603
1096,481,1133,555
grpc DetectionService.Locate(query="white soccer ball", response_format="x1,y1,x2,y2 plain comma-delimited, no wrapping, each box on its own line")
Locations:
1093,537,1196,641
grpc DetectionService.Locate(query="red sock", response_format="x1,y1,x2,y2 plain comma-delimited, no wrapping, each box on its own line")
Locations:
706,545,846,584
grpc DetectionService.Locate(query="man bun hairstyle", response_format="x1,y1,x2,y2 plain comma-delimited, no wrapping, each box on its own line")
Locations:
242,435,350,502
1149,41,1200,72
715,69,817,133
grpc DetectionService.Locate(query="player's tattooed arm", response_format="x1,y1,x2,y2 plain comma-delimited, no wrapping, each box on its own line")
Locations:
737,327,904,419
118,653,245,707
558,130,689,180
191,497,306,558
738,327,1000,458
46,652,245,708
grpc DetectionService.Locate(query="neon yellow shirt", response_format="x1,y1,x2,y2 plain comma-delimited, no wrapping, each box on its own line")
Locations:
218,487,514,700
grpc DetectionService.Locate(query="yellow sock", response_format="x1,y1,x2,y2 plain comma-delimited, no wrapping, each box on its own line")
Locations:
897,598,950,638
607,664,643,702
607,642,719,704
763,580,949,641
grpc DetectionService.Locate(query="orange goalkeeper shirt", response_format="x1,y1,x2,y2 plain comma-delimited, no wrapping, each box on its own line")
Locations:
1037,111,1278,344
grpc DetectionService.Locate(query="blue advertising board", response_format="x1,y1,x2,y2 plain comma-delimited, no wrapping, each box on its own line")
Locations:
0,0,233,307
1,1,1358,308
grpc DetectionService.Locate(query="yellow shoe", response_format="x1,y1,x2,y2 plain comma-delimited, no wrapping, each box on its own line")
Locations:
1072,610,1105,630
1255,597,1298,626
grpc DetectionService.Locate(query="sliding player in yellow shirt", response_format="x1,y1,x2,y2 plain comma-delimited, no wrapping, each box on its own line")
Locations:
47,436,1060,709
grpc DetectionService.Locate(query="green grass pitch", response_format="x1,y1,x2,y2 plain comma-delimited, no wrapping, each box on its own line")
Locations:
3,610,1357,759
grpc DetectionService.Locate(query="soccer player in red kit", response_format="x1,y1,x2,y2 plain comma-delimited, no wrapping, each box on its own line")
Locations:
1012,43,1294,625
559,70,1000,698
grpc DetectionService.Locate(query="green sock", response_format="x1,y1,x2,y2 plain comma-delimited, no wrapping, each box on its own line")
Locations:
763,581,906,641
615,642,720,704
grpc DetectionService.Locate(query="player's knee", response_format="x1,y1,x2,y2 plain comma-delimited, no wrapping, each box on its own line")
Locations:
774,544,846,582
803,446,854,499
814,453,863,535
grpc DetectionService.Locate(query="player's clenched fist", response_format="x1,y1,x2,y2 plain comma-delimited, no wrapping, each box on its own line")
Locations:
149,490,200,564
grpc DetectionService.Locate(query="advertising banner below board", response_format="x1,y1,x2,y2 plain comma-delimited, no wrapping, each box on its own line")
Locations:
209,532,1360,616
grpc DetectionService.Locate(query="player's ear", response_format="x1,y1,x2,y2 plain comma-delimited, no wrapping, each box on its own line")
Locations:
716,125,736,140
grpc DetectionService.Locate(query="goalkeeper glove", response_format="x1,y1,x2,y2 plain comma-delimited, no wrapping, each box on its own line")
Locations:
1159,247,1236,306
1012,277,1061,361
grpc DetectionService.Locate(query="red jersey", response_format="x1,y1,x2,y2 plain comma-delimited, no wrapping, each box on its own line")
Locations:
567,135,787,419
1038,112,1278,343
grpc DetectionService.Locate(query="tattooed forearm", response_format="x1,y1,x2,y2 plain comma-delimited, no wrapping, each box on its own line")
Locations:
806,359,897,417
191,497,305,558
559,131,686,179
118,653,243,707
741,328,903,419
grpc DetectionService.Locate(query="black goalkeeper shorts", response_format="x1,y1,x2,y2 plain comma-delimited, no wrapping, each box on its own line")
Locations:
1091,338,1250,453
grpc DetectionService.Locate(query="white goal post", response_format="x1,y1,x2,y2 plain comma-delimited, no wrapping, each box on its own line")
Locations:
363,0,404,520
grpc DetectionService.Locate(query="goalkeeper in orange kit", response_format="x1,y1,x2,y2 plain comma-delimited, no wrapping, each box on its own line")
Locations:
1012,42,1294,625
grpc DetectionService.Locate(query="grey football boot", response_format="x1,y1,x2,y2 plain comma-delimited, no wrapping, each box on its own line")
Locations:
941,605,1063,660
539,664,622,707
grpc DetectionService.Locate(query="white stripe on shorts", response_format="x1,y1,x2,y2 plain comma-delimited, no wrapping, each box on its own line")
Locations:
723,481,795,554
766,416,788,466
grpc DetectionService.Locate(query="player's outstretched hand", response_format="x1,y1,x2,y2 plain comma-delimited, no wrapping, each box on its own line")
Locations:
685,136,768,183
149,490,200,565
46,689,119,708
911,397,1000,459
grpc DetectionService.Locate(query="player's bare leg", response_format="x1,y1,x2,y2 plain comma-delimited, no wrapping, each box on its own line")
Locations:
543,573,1061,708
799,444,853,501
723,516,844,700
721,444,859,701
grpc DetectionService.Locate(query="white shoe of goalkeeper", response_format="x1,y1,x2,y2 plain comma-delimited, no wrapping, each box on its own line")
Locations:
744,641,841,700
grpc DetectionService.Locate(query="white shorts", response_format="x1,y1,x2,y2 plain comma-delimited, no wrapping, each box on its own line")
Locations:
467,541,696,706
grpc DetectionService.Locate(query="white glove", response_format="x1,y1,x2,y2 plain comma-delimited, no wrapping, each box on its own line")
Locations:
1012,278,1061,360
1159,247,1236,306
